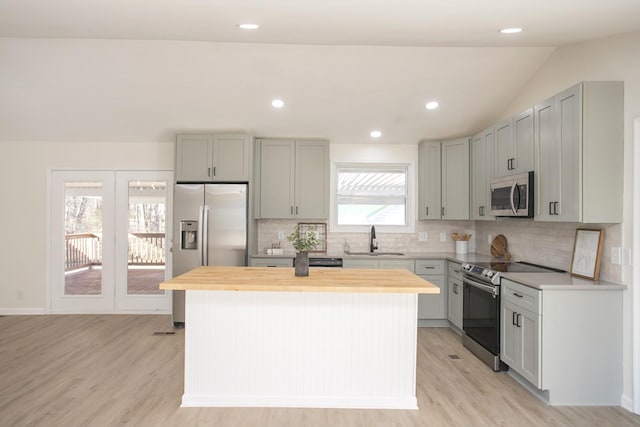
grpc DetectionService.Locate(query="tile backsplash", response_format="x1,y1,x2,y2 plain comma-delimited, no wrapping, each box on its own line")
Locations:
256,219,621,283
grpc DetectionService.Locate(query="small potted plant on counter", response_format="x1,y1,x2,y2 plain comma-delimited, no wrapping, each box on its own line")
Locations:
288,225,320,277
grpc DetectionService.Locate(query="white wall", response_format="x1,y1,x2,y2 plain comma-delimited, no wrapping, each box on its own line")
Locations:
0,141,173,311
494,30,640,410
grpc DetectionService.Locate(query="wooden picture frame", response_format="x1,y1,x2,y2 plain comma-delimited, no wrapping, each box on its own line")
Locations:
570,228,604,280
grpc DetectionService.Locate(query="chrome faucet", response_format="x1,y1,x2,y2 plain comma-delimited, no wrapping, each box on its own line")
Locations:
370,225,378,253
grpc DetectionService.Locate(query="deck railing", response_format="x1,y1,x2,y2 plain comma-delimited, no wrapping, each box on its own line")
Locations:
65,232,165,271
128,232,166,265
65,233,101,271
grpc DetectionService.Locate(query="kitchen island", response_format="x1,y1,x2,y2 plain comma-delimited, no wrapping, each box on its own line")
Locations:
160,266,439,409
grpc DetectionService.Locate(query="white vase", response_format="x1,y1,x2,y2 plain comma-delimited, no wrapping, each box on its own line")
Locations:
455,241,468,254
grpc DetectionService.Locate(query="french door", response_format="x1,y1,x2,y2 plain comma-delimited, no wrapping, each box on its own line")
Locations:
50,170,173,313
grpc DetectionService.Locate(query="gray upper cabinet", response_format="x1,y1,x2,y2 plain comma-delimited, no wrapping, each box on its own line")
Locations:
418,141,442,220
418,138,469,220
470,126,495,220
175,133,251,182
535,81,623,223
255,139,329,219
441,138,470,220
495,108,534,177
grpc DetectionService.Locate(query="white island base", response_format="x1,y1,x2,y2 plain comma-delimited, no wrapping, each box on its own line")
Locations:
182,290,419,409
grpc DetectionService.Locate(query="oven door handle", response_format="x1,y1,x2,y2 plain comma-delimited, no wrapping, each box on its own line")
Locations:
464,276,499,297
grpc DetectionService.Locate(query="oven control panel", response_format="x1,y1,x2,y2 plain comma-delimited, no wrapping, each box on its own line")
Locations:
461,263,500,285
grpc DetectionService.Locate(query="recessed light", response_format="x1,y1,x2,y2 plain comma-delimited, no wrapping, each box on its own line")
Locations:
500,28,523,34
370,130,382,138
238,23,260,30
271,99,284,108
425,101,439,110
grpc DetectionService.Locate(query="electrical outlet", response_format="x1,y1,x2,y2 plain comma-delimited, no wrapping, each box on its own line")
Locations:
419,232,428,241
611,247,622,265
488,234,493,244
278,231,285,240
440,232,446,242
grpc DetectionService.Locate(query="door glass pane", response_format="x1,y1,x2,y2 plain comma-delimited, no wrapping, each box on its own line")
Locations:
64,182,103,295
127,181,167,295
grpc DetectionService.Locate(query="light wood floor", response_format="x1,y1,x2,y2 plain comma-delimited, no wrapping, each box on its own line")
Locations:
0,315,638,427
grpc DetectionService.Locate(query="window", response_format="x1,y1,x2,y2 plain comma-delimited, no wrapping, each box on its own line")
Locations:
336,164,408,226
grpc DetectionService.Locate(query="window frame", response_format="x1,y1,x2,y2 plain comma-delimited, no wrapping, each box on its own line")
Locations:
330,162,415,234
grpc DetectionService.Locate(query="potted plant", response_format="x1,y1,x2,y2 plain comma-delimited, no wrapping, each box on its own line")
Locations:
287,226,320,276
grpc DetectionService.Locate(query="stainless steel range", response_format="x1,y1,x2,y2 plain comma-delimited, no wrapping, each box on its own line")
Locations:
460,261,561,371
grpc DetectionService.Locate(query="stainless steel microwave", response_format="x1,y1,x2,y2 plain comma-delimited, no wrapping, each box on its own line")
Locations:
490,171,534,217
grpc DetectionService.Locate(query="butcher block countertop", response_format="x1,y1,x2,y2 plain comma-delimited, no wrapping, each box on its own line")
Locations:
160,266,439,294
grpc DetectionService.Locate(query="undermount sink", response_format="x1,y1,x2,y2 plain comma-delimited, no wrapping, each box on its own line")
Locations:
345,251,405,256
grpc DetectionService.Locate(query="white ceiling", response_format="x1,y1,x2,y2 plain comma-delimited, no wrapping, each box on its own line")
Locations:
2,0,639,47
1,1,639,144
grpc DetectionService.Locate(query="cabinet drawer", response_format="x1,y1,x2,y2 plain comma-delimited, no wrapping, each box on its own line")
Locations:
415,260,444,275
343,259,379,269
448,261,463,279
379,259,415,273
250,257,294,268
502,279,541,314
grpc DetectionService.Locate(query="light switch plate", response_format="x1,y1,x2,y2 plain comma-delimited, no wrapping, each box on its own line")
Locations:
278,231,285,240
440,232,446,242
418,232,428,241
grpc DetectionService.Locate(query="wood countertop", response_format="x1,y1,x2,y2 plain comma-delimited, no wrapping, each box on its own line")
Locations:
160,266,440,294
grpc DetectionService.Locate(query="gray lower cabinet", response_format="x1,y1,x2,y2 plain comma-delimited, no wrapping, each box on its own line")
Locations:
250,257,293,267
501,280,540,386
500,278,623,405
447,261,463,330
415,260,446,320
176,133,251,182
255,139,329,219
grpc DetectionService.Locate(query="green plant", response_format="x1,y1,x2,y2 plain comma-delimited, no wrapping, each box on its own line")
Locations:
287,226,319,253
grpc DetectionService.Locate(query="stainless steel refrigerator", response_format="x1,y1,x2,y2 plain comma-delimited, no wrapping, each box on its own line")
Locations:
172,183,248,326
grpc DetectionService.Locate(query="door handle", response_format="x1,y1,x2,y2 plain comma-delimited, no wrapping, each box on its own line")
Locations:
426,206,429,216
441,207,445,217
295,206,299,215
509,180,518,215
549,202,553,215
554,202,559,215
213,166,216,177
208,167,212,177
516,313,522,328
512,311,517,326
513,292,523,298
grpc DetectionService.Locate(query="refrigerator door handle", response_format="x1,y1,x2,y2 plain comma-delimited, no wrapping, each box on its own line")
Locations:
197,205,205,266
202,205,210,266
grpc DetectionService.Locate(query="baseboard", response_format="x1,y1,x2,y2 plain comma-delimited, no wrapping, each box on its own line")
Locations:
417,319,450,327
0,308,47,315
0,309,171,316
181,394,418,410
621,394,634,413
